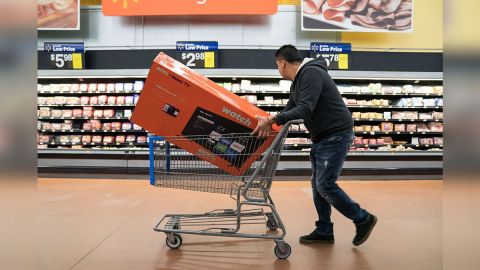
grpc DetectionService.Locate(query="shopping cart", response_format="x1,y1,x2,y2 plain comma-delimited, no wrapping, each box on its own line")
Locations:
148,120,303,259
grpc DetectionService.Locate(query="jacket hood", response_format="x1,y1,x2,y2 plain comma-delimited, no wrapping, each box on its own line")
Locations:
294,57,328,82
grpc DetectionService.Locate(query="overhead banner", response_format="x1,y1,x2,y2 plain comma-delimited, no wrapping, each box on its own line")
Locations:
302,0,413,32
102,0,278,16
38,0,80,30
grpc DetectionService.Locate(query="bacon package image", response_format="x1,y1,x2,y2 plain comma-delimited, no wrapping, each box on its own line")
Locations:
131,53,279,176
302,0,413,32
38,0,79,30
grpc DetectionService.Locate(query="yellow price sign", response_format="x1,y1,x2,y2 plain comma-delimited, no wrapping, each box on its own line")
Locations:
338,53,349,70
204,51,215,68
72,53,83,69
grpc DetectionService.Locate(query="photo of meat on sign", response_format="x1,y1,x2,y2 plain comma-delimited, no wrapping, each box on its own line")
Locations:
38,0,79,30
302,0,413,32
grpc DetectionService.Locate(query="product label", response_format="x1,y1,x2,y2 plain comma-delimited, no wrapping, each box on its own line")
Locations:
182,107,264,168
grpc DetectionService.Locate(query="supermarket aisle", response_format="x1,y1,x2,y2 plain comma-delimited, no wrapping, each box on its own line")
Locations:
38,179,441,270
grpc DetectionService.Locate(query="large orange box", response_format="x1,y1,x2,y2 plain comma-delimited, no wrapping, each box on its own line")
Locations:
131,52,279,175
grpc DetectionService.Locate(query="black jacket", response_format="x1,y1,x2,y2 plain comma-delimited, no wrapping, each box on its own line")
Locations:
275,58,353,142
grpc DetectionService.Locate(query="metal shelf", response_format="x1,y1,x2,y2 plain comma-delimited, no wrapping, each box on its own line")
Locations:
38,104,135,107
38,91,141,95
38,117,131,120
39,129,146,133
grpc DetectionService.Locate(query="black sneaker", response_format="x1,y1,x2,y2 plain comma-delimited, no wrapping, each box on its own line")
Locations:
353,214,377,246
299,230,335,244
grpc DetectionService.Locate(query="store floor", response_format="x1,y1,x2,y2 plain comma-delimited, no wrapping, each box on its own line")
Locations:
38,179,442,270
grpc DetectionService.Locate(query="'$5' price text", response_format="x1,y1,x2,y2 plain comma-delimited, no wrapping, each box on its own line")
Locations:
50,54,73,68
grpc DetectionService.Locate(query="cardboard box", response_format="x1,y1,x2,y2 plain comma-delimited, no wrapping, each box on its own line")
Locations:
131,52,279,175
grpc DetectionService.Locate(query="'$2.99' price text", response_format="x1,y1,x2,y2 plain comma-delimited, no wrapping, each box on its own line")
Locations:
50,54,73,68
181,52,205,67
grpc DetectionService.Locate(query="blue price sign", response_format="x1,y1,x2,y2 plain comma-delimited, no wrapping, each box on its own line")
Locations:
176,41,218,69
44,42,85,69
310,42,350,70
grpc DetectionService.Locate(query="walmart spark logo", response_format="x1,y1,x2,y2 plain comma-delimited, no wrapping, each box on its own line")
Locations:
112,0,139,9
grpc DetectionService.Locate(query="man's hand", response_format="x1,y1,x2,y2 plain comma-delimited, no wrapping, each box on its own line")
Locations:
251,115,275,138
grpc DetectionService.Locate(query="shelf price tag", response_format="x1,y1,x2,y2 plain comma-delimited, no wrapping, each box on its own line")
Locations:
44,42,85,70
310,43,351,70
176,41,218,69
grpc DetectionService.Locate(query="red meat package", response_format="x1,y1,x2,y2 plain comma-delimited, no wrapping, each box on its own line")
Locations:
136,136,147,143
104,109,115,118
90,96,99,105
91,120,102,130
99,95,108,104
103,136,114,143
107,96,117,105
406,124,417,132
102,123,112,130
354,137,363,145
122,122,132,130
83,122,92,130
88,83,97,92
394,124,406,132
428,122,443,132
62,110,72,118
82,135,92,143
93,110,104,118
112,122,122,130
126,135,136,142
83,107,93,117
115,135,126,143
73,109,83,117
80,96,90,105
368,138,377,145
116,96,126,105
377,138,385,145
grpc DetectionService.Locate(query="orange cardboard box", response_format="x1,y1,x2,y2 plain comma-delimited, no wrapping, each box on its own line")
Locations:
131,52,279,175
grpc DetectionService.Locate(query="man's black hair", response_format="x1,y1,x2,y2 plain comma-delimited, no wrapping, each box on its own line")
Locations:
275,44,302,63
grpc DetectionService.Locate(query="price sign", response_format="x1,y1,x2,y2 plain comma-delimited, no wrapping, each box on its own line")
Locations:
176,41,218,69
310,43,350,70
44,42,85,70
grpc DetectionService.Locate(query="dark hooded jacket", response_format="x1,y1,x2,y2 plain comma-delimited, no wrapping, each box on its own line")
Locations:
275,58,353,142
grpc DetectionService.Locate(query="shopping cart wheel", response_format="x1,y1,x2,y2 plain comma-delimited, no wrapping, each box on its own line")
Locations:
274,242,291,259
166,234,182,249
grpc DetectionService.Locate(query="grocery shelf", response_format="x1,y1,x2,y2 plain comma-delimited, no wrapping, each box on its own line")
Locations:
38,91,141,94
39,129,146,133
38,142,148,146
353,118,442,122
38,104,136,107
38,117,131,120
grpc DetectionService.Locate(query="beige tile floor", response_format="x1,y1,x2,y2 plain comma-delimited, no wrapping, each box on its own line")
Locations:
38,179,442,270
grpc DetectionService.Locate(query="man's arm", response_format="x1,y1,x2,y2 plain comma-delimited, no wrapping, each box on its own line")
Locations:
274,67,324,125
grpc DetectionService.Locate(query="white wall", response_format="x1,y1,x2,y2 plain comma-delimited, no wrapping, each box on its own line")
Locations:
38,6,340,50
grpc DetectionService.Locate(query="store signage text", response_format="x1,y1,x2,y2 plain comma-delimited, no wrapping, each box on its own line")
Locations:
310,42,351,70
44,42,84,70
176,41,218,69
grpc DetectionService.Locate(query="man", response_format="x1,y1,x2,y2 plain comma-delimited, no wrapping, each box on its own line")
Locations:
252,44,377,246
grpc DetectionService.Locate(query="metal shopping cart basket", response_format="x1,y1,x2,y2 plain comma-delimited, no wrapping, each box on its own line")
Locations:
148,120,303,259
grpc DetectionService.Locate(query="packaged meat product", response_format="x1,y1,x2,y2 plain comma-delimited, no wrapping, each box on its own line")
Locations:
66,97,80,105
392,111,406,120
116,96,126,105
371,126,381,132
406,124,417,132
39,107,51,117
354,137,363,145
38,97,46,105
362,139,369,145
79,84,88,92
60,135,71,143
416,123,430,132
432,111,443,120
354,126,364,132
122,122,132,130
103,109,115,118
103,136,114,143
381,100,390,106
377,138,385,145
41,122,51,130
83,107,93,117
111,122,122,130
364,125,372,132
54,96,66,105
115,135,126,143
72,109,83,117
133,81,144,91
50,84,61,92
434,86,443,95
124,83,133,92
126,135,136,142
115,83,124,92
405,111,418,120
91,120,102,130
405,98,414,107
381,122,393,132
435,98,443,106
102,123,112,130
360,113,369,119
368,139,377,145
51,123,62,130
134,94,140,104
93,110,104,118
372,99,382,106
80,96,90,105
394,124,406,132
124,110,132,118
107,96,116,105
71,84,80,92
419,138,434,145
375,113,383,119
133,124,142,130
412,97,424,107
83,122,92,130
115,110,123,118
98,95,108,104
71,135,81,144
51,110,62,118
61,110,72,118
97,83,106,92
382,87,393,94
346,99,357,105
125,96,134,105
368,112,376,119
423,99,436,107
384,112,391,119
368,83,382,93
89,96,99,105
45,97,55,105
88,84,97,92
402,85,414,94
428,122,443,132
61,122,72,130
419,112,433,120
434,137,443,145
136,136,147,143
381,137,394,144
351,112,361,119
106,83,115,92
82,135,92,143
38,135,50,143
37,144,48,149
92,135,103,143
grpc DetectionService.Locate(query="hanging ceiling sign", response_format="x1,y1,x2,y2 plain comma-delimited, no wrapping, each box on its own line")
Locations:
102,0,278,16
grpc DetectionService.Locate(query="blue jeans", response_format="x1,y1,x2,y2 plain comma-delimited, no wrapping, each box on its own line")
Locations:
310,131,369,235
